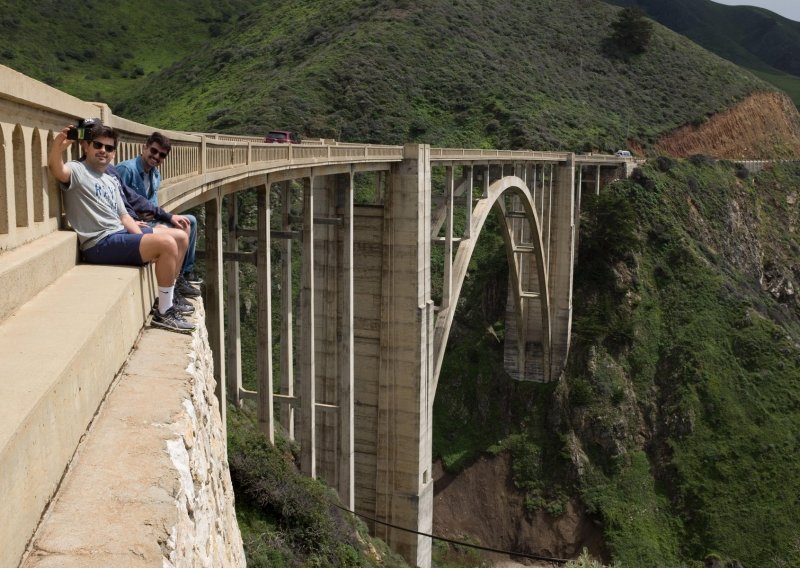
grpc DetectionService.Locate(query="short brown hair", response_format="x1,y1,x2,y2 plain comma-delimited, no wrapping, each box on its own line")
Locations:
146,131,171,151
90,125,118,143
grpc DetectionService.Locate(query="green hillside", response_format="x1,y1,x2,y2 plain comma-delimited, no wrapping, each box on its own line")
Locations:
110,0,768,153
606,0,800,106
0,0,255,101
2,0,800,565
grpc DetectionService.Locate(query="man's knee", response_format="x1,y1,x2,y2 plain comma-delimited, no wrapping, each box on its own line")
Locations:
141,232,179,260
155,226,188,250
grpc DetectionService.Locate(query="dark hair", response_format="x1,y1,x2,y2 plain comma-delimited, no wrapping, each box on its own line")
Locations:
89,125,118,143
146,131,172,151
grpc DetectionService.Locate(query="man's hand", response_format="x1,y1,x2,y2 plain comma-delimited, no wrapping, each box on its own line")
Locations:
48,126,75,183
171,214,190,230
121,213,143,235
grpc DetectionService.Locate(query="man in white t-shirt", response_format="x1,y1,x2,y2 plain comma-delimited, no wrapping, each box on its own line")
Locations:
48,124,194,333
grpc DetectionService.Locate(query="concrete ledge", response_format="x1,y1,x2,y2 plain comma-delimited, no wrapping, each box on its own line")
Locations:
0,263,156,568
0,231,78,322
20,302,244,567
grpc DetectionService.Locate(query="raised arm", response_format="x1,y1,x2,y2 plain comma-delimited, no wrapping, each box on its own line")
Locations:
48,127,75,184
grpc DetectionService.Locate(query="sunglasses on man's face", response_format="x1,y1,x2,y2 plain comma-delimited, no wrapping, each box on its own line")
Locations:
90,140,116,152
148,146,169,159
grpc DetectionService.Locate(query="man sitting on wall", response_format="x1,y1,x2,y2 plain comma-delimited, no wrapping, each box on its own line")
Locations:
106,161,199,315
48,124,194,333
115,132,201,297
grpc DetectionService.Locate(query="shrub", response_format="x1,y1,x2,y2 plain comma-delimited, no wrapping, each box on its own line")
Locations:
609,7,654,55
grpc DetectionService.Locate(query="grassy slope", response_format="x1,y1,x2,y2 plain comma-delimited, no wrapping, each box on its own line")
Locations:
112,0,768,154
0,0,255,101
566,160,800,565
3,0,799,565
606,0,800,107
229,403,410,568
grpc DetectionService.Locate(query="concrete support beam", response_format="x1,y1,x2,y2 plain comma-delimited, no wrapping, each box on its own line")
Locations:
595,165,601,196
226,194,242,409
257,183,275,442
314,173,339,487
279,181,295,440
339,169,355,510
205,194,226,431
548,156,577,378
299,177,316,477
463,165,473,240
442,166,453,310
376,144,433,568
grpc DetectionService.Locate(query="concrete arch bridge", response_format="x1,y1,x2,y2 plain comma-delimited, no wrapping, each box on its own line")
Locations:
0,65,633,568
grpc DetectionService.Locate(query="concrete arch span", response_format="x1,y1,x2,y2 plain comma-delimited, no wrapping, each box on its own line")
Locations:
432,175,551,397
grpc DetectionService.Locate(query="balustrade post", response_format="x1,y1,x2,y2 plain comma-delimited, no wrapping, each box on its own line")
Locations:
257,182,275,442
205,193,226,431
200,136,207,175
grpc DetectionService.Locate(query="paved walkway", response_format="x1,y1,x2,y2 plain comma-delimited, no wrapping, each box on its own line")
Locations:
20,307,244,567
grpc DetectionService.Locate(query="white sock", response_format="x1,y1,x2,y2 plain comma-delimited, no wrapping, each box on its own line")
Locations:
158,286,175,314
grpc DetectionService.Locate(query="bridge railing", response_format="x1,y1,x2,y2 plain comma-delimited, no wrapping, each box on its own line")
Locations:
0,62,634,254
430,147,572,162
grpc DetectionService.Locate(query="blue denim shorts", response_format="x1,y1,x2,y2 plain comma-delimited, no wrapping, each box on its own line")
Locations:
82,227,153,266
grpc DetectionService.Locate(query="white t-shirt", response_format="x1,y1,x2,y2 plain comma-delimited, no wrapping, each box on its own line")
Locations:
62,160,126,251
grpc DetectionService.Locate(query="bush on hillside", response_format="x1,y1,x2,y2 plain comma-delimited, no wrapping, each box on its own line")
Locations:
609,7,654,55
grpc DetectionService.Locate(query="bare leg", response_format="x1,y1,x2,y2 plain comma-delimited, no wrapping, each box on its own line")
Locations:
153,225,189,278
139,233,179,287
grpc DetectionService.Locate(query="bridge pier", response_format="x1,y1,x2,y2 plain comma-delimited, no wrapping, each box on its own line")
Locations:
373,144,434,567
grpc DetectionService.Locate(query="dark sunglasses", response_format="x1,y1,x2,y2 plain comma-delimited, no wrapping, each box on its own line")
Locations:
90,140,116,152
148,146,169,159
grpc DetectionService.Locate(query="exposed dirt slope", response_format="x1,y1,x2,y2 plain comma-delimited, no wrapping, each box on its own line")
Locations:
433,453,607,566
654,91,800,159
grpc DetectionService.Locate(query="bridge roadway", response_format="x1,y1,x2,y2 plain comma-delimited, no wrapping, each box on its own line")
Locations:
0,64,631,568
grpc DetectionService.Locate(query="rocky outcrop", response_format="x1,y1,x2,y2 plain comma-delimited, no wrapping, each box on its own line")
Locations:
654,91,800,159
164,306,245,567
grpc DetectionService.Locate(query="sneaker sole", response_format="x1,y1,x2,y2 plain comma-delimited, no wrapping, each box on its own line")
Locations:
150,317,196,334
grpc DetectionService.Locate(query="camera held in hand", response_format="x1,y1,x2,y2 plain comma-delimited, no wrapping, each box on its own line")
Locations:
67,118,102,141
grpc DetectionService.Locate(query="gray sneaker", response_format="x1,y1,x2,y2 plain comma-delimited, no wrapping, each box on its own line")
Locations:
152,306,195,333
176,275,201,298
183,271,204,285
173,292,195,315
153,296,194,316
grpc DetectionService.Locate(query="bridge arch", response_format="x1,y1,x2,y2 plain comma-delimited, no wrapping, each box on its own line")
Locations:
432,175,551,396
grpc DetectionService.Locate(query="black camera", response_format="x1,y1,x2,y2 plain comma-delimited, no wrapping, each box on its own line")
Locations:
67,118,102,141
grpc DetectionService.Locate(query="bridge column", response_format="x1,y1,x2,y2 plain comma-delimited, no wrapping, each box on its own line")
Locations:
339,169,355,510
299,176,316,477
376,143,434,568
548,156,577,377
595,165,601,196
226,194,242,408
279,181,295,440
257,183,275,442
205,193,226,431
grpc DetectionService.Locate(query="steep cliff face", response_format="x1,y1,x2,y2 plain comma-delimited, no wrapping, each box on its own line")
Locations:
653,91,800,158
558,159,800,565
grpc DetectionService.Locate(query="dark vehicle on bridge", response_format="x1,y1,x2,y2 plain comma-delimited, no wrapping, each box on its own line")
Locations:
264,130,301,143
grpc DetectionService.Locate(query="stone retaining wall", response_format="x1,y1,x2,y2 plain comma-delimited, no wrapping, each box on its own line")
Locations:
21,302,245,567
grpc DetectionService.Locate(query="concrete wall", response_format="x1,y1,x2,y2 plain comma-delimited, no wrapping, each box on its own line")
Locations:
20,303,245,567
